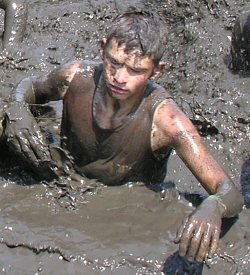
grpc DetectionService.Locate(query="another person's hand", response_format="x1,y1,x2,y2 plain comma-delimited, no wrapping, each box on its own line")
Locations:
174,196,226,263
0,0,28,50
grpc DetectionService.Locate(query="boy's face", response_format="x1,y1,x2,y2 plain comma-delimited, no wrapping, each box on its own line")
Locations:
102,38,157,101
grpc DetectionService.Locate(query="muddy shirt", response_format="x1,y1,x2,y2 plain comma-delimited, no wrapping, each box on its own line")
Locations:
61,61,172,185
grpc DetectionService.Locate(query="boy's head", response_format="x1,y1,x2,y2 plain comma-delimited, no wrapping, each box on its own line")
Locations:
103,7,167,66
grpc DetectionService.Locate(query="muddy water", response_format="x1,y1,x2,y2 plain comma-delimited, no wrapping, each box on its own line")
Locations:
0,0,249,274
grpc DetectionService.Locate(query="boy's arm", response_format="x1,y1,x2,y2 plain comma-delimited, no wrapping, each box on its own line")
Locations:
152,98,244,262
0,61,82,177
12,60,82,104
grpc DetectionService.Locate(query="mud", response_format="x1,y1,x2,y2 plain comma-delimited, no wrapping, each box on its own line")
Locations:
0,0,249,274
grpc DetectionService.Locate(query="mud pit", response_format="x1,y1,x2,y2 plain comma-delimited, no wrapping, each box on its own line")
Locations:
0,0,249,274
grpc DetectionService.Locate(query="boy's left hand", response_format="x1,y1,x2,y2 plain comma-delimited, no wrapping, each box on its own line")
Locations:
174,197,224,262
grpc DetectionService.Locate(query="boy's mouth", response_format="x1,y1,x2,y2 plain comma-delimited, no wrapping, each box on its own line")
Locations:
109,84,128,95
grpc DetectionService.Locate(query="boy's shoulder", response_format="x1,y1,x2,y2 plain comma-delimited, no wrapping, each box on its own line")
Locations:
69,60,103,79
146,80,172,102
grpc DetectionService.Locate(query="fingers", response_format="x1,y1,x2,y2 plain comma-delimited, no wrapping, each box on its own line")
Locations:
193,223,219,262
27,129,51,161
19,131,44,163
174,217,189,244
195,224,212,262
176,219,220,263
8,126,50,164
186,224,204,262
10,130,42,163
175,217,197,257
208,226,220,258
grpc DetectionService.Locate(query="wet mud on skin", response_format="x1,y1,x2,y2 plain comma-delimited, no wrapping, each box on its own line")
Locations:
0,0,249,274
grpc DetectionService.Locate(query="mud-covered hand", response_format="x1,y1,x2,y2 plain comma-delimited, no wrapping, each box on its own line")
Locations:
174,196,226,263
2,101,51,165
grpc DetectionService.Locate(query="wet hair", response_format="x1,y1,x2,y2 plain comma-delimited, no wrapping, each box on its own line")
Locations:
104,7,167,65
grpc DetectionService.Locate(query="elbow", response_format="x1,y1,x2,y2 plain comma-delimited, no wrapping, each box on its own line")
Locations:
13,77,36,104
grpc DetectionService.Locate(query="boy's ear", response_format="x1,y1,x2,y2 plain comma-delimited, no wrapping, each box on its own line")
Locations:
151,61,166,79
100,38,107,56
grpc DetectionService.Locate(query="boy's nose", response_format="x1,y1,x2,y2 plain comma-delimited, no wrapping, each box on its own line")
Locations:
114,67,128,84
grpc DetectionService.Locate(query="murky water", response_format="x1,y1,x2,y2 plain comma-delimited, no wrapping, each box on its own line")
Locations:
0,0,249,274
0,180,249,274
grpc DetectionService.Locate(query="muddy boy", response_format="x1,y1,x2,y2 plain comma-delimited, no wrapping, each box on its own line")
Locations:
0,7,244,263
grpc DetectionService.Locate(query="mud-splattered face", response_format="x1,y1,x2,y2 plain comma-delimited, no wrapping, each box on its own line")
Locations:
102,38,155,101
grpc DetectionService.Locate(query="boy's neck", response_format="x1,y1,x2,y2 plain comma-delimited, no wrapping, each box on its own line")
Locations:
104,85,145,116
94,83,146,129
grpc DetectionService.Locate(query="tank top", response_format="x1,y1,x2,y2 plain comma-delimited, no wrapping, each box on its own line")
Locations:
61,61,172,185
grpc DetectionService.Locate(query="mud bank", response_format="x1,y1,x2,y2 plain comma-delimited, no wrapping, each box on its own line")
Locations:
0,0,249,274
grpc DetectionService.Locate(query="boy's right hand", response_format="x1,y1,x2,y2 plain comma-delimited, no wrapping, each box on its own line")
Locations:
2,101,51,166
1,102,80,181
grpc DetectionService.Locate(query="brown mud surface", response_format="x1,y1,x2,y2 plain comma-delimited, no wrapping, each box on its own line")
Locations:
0,0,249,274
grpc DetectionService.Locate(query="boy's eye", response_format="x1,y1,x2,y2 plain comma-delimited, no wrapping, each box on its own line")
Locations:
128,67,144,74
106,55,145,74
110,59,120,67
131,68,141,73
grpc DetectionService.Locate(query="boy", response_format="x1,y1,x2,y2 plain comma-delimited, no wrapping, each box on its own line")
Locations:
1,8,243,263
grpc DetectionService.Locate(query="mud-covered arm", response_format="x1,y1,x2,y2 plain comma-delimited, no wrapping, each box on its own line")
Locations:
0,60,76,137
0,61,82,179
152,98,244,262
0,0,28,49
152,98,243,215
12,60,82,104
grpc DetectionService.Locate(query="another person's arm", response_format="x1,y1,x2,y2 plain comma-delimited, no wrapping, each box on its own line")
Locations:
0,0,28,49
152,98,244,262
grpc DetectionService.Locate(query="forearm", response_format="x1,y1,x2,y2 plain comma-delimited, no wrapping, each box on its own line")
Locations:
13,61,80,105
175,141,244,217
12,75,56,104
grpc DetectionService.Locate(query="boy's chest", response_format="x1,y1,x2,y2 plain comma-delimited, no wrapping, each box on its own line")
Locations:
62,91,153,164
